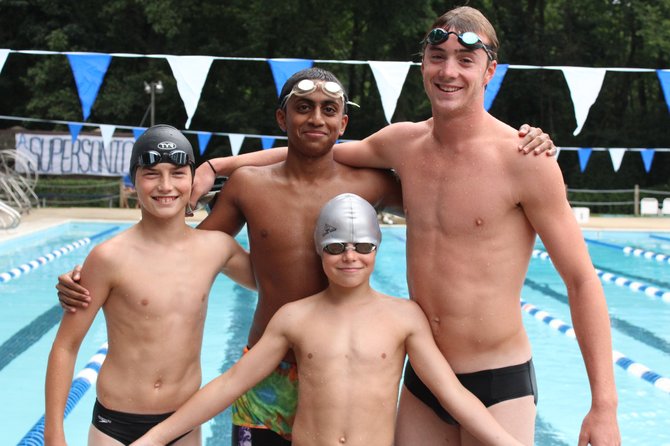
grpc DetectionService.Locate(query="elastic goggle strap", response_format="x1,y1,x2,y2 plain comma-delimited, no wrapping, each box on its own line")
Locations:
138,150,191,168
424,29,495,61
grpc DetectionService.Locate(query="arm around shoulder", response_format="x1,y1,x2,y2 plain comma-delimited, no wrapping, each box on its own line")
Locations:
334,122,415,169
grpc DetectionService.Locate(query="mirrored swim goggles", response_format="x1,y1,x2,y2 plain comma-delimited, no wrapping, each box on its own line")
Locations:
280,79,359,109
323,242,377,255
424,28,495,61
137,149,193,168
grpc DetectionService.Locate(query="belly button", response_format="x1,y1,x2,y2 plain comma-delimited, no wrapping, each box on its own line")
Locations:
433,316,440,324
154,379,162,389
339,436,346,443
476,218,483,226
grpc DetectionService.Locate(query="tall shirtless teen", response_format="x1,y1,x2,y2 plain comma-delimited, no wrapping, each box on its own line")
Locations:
334,8,619,446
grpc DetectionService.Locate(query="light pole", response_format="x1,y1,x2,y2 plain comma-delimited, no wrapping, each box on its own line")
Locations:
143,80,164,126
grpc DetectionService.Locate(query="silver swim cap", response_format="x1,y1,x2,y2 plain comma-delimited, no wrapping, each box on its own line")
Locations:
314,193,381,254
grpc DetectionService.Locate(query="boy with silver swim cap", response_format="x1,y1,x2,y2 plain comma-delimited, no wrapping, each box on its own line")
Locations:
314,193,381,255
129,124,196,185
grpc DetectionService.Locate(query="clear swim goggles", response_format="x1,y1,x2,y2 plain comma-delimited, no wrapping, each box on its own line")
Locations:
280,79,359,109
137,149,192,168
323,242,377,255
424,28,495,61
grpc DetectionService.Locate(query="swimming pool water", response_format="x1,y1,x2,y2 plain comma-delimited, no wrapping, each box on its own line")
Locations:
0,223,668,445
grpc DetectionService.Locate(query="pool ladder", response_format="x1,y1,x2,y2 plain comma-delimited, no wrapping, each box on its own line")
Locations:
0,149,39,229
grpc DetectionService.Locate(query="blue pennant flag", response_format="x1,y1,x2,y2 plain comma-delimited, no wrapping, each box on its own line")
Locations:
67,53,112,120
261,137,275,150
198,132,212,155
268,59,314,97
132,127,146,140
484,64,509,111
641,149,655,173
578,148,592,172
68,123,83,144
657,70,670,114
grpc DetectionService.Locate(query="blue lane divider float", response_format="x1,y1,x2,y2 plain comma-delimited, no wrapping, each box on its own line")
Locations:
18,342,108,446
532,249,670,303
0,226,118,285
584,237,670,265
520,299,670,394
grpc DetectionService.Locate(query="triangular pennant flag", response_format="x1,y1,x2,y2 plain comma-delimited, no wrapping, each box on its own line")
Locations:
68,123,83,144
229,134,245,156
484,63,509,111
133,127,146,140
578,148,592,172
608,148,626,172
67,53,112,120
641,149,655,173
261,137,276,150
0,49,9,75
560,67,607,136
99,125,116,150
197,132,212,156
166,56,214,129
368,61,412,124
657,70,670,114
268,59,314,97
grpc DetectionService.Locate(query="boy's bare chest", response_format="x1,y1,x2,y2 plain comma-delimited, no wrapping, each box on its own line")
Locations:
111,255,212,312
397,151,514,230
295,317,403,366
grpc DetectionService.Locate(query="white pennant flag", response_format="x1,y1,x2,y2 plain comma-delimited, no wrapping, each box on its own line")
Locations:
0,49,9,75
166,56,214,129
100,124,116,150
229,134,245,156
368,61,412,124
560,67,607,136
608,148,626,172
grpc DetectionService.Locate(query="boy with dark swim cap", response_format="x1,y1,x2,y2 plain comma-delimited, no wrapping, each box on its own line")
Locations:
131,193,523,446
45,125,256,446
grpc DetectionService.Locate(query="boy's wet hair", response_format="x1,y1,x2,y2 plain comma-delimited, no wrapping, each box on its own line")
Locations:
422,6,499,60
278,67,350,114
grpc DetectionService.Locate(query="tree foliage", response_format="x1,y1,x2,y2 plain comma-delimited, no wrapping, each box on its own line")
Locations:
0,0,668,189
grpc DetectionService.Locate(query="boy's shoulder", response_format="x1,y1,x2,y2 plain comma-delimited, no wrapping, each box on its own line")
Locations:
189,226,236,245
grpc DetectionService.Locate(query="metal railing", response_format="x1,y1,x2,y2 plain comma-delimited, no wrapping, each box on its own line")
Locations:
567,185,670,216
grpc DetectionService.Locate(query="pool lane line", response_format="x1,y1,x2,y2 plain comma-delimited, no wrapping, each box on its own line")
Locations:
0,226,119,284
532,249,670,303
524,278,670,355
585,238,670,265
520,299,670,394
18,342,108,446
650,234,670,242
0,305,62,372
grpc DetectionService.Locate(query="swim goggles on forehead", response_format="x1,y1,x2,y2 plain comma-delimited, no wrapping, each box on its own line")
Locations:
323,242,377,255
424,28,495,61
280,79,358,109
137,150,192,168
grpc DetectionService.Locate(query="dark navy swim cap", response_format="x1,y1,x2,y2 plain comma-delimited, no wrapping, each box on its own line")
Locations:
129,124,195,185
